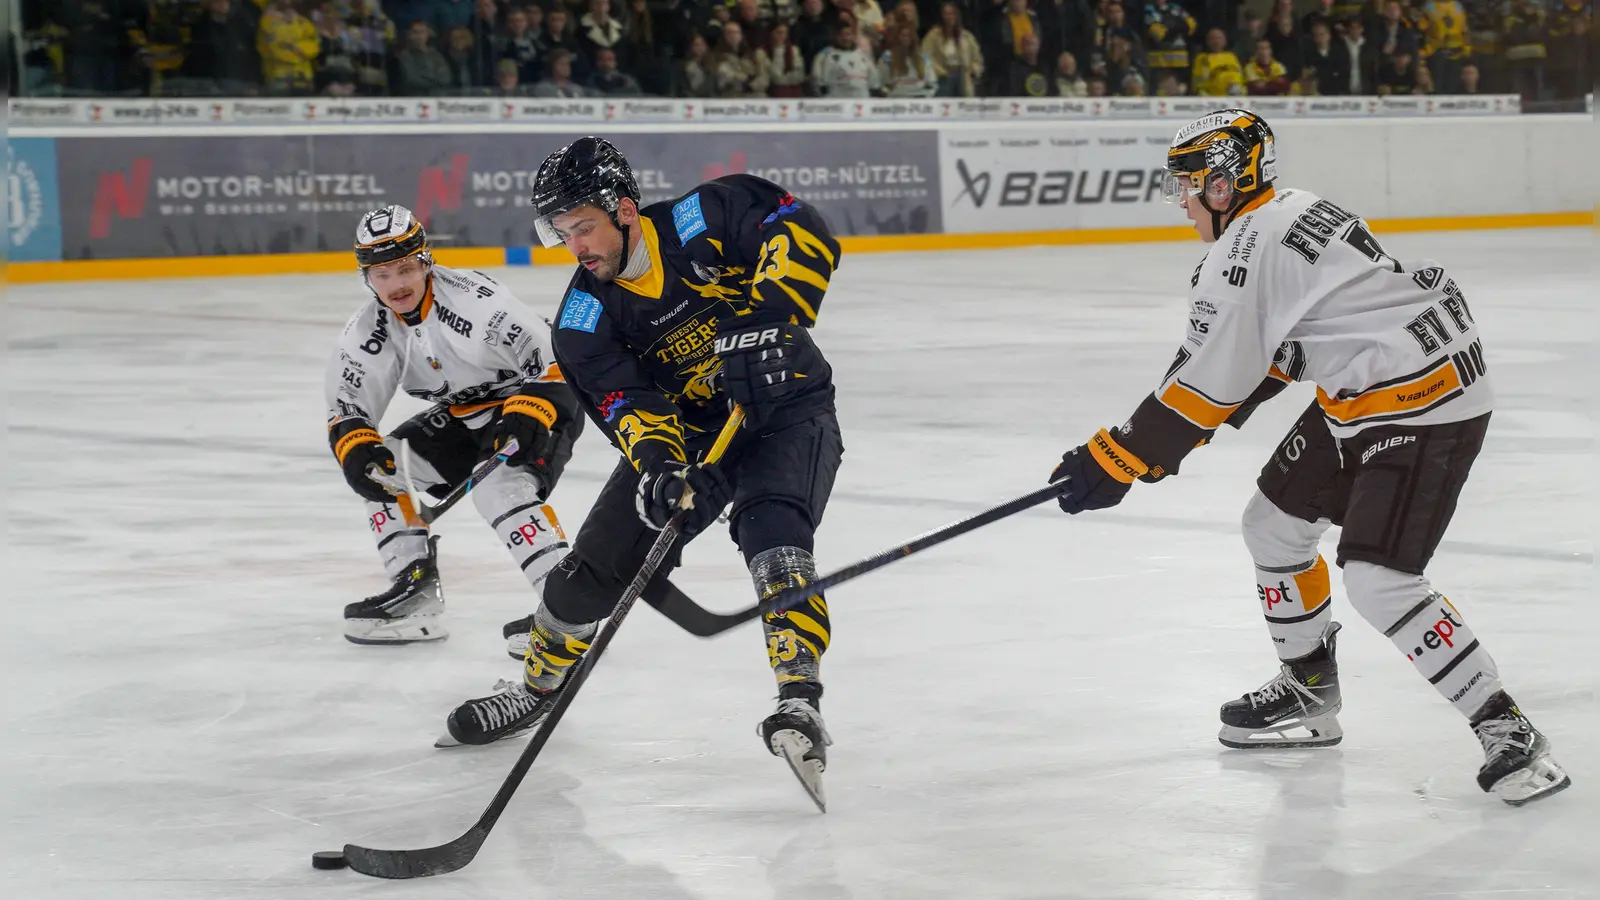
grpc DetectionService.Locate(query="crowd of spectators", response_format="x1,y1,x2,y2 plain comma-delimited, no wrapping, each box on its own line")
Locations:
18,0,1592,102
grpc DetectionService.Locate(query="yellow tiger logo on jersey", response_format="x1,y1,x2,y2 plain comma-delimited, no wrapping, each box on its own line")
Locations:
615,408,686,465
674,356,724,403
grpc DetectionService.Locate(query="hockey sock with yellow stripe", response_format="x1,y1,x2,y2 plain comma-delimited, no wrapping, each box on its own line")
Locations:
752,546,830,697
523,603,598,694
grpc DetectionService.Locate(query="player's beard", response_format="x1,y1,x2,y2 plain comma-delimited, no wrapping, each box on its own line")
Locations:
585,244,626,283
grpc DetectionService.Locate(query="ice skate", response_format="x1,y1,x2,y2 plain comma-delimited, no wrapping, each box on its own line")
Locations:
436,678,568,748
760,688,831,812
344,536,447,645
503,614,533,661
1472,692,1571,806
1220,622,1343,749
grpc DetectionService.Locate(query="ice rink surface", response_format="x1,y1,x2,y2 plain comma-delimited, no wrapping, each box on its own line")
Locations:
7,228,1595,900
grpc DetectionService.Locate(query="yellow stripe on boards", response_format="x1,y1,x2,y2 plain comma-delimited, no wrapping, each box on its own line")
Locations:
10,212,1590,283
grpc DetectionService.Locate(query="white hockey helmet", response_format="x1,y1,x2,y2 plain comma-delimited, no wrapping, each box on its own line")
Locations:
354,205,432,270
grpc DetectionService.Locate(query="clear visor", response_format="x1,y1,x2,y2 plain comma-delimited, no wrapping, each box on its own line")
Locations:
1161,169,1234,208
531,190,615,249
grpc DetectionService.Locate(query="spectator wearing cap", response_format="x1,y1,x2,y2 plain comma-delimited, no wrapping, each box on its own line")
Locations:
396,19,453,94
534,47,591,95
491,58,532,94
923,1,983,96
589,45,644,94
258,0,320,94
183,0,262,89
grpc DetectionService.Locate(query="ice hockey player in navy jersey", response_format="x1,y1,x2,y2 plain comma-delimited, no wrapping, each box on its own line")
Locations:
326,205,583,647
442,137,844,810
1047,110,1568,806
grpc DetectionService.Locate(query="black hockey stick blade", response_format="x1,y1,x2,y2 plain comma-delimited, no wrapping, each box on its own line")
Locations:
640,577,764,637
655,483,1066,637
338,412,743,879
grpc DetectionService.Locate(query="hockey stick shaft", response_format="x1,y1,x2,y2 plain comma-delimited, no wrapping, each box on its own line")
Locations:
342,410,744,879
642,483,1066,638
370,437,520,526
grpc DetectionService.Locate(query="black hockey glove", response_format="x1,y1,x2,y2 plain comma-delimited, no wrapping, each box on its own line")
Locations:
636,459,732,536
714,321,815,428
493,394,560,492
333,424,400,504
1050,428,1149,515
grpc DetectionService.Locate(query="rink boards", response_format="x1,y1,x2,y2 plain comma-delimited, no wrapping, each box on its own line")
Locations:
8,106,1592,283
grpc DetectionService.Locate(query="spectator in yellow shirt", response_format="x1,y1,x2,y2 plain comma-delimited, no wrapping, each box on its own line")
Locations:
258,0,320,94
1421,0,1470,90
1244,37,1290,93
1192,26,1244,95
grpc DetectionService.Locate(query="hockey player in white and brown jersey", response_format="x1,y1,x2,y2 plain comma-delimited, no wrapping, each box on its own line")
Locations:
1048,110,1568,806
326,205,583,647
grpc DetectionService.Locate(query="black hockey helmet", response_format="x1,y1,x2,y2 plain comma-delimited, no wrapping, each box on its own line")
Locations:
530,137,641,249
1163,109,1277,231
354,204,432,269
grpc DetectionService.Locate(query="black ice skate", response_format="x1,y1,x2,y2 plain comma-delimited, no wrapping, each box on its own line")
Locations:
760,686,832,812
503,614,533,661
344,536,446,645
1471,691,1571,806
436,677,568,749
1219,622,1343,749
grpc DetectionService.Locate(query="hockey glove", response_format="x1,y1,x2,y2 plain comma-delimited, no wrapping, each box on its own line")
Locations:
636,459,732,536
714,321,814,428
1051,428,1149,515
333,424,400,504
493,394,560,492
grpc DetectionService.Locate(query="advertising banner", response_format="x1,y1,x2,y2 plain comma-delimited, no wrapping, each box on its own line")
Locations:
9,138,63,262
52,129,940,259
938,126,1178,234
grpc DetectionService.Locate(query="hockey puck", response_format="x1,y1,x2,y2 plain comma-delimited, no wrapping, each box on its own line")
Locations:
311,850,349,870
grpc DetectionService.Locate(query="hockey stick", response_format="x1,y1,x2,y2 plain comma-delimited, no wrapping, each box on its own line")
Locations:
337,409,745,879
645,483,1067,637
368,437,519,527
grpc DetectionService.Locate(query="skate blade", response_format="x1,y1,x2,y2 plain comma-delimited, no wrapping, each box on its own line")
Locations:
344,617,448,645
771,731,827,813
432,724,535,750
1219,715,1343,750
1493,756,1572,807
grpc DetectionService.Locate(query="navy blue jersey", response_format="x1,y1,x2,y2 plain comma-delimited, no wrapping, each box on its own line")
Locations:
552,174,841,470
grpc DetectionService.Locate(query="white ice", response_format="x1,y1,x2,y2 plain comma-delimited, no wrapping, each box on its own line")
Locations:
8,228,1595,900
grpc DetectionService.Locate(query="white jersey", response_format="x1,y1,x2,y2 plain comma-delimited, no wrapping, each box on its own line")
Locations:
1162,187,1492,440
325,265,563,433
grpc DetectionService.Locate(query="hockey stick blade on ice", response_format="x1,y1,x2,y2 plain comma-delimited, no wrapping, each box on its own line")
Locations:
660,483,1067,636
337,410,745,879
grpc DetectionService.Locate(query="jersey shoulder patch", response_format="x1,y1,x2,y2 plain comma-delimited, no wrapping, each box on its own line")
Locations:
558,288,604,333
672,192,708,243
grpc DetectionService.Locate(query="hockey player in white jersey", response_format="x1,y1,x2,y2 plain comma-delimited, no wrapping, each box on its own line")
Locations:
327,205,584,646
1048,110,1569,806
